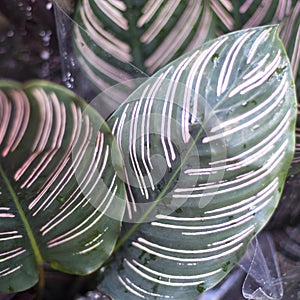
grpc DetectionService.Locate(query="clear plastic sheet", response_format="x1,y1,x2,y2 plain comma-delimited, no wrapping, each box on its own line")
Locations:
239,233,283,300
199,233,283,300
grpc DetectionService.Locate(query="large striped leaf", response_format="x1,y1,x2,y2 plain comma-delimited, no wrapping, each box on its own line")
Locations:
0,80,125,293
212,0,297,33
98,26,297,299
277,2,300,172
71,0,299,94
72,0,216,92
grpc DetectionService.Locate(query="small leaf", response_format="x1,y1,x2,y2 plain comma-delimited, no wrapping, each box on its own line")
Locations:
0,80,126,293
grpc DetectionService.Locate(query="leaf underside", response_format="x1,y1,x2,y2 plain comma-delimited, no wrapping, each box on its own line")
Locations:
98,26,297,299
0,80,125,293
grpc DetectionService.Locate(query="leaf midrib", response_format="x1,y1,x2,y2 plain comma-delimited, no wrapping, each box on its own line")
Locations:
126,0,146,72
0,164,44,266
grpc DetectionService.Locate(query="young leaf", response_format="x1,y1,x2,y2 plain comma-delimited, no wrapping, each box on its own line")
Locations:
0,80,125,293
99,26,297,299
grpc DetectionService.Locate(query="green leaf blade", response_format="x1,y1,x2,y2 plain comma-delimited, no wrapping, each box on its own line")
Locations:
100,26,297,299
0,80,126,293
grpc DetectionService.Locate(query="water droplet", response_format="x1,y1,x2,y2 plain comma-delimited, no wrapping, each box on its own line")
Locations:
197,283,206,293
248,205,256,212
63,51,68,59
40,50,50,60
70,57,76,67
63,71,75,88
211,53,219,66
7,30,14,38
46,2,53,10
251,124,260,131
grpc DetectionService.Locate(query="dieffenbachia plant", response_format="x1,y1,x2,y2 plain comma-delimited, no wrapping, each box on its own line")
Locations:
0,81,125,293
97,26,297,299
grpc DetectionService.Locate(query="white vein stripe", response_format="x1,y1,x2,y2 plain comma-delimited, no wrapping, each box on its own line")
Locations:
1,90,30,156
81,0,131,61
131,258,222,280
174,139,287,198
124,278,163,298
229,51,281,97
125,259,208,287
116,104,136,217
183,198,273,235
145,1,202,72
29,107,87,213
130,101,148,198
0,92,11,153
77,240,103,254
118,275,145,298
140,85,155,191
138,0,164,27
137,226,253,254
74,26,132,82
161,56,192,167
131,242,243,263
94,0,128,30
291,25,300,77
47,179,117,247
0,213,15,218
204,78,287,143
141,0,180,43
0,235,23,241
0,265,22,277
204,179,278,214
247,28,272,63
0,248,26,263
41,142,109,235
217,31,254,96
207,109,291,167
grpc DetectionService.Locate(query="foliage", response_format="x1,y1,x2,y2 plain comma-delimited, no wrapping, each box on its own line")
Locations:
0,1,299,300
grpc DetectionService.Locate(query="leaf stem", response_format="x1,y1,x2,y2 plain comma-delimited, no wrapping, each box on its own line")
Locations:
0,165,45,289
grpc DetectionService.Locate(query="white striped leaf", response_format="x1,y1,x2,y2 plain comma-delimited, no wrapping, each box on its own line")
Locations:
71,0,297,95
277,2,300,172
99,26,297,299
0,80,125,293
72,0,216,92
212,0,297,33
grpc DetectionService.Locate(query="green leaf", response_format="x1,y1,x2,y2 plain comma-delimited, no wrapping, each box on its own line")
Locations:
0,80,125,293
99,26,297,299
72,0,216,92
278,2,300,173
212,0,298,32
